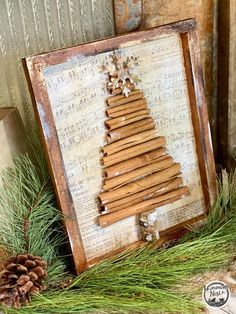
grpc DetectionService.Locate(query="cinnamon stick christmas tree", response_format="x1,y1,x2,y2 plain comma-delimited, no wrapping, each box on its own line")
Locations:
98,52,189,228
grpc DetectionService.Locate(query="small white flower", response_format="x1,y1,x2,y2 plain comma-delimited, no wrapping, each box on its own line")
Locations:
146,234,153,242
123,86,131,97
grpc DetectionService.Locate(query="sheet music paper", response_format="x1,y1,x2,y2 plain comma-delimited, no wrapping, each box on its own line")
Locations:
43,33,205,261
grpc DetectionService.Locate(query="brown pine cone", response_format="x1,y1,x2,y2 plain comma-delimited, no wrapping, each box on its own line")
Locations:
0,253,48,308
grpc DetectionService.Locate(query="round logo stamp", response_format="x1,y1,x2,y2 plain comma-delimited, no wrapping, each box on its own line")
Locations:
203,281,230,308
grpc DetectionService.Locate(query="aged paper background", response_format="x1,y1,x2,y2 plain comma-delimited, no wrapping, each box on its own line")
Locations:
43,34,205,261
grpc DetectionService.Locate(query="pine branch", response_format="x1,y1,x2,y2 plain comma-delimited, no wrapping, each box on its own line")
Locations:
3,170,236,314
0,148,66,285
5,168,234,314
182,169,236,241
1,134,236,314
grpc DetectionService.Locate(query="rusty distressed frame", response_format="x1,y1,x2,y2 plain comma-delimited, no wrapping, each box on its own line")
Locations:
23,19,216,274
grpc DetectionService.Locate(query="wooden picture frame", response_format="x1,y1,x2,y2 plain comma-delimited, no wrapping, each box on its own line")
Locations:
23,19,216,274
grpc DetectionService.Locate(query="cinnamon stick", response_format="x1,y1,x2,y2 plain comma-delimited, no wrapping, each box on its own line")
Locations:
106,117,155,143
103,156,173,191
107,90,143,107
101,177,183,213
106,99,147,118
102,137,166,167
107,90,140,104
98,186,189,227
102,130,157,156
105,109,150,130
99,163,181,204
105,147,166,178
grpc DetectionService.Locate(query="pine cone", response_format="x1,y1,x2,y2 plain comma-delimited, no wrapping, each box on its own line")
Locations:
0,253,47,308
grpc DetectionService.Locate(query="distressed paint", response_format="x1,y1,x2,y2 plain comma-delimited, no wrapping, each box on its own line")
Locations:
114,0,142,34
37,103,51,140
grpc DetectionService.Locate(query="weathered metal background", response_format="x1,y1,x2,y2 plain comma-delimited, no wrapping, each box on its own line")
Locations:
114,0,142,34
0,0,114,129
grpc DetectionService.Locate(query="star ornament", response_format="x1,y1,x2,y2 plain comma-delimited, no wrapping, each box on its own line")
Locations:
101,52,141,97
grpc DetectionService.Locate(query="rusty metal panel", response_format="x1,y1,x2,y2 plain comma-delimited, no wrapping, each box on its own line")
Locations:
114,0,142,34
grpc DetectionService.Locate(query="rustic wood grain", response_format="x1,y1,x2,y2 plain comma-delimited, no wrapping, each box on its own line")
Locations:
181,30,217,206
217,1,230,169
228,1,236,168
23,59,88,274
217,0,236,169
141,1,216,146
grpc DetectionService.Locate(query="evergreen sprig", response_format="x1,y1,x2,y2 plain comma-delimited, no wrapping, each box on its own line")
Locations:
2,233,234,314
182,169,236,241
2,168,236,313
0,141,236,313
0,147,66,286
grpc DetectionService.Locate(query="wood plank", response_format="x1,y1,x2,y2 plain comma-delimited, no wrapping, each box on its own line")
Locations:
217,0,230,169
217,0,236,169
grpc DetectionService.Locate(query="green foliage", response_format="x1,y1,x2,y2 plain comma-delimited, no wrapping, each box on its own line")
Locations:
183,169,236,240
2,232,234,313
0,144,66,286
2,291,201,314
0,142,236,313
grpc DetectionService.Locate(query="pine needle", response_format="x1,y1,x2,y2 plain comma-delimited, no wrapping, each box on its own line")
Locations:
1,138,236,313
183,169,236,240
2,230,233,314
13,168,235,314
0,149,66,285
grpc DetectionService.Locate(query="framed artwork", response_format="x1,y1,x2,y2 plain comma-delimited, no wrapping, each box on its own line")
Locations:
24,19,216,274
